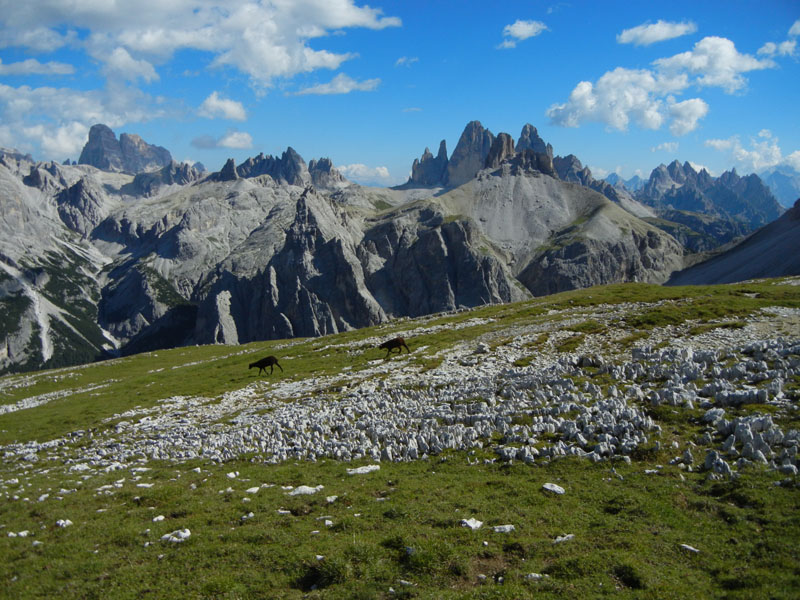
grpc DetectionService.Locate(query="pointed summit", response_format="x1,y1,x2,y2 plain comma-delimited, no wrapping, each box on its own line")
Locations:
515,124,553,158
446,121,495,187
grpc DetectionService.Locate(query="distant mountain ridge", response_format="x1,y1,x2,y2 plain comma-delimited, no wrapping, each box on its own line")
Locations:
0,120,793,375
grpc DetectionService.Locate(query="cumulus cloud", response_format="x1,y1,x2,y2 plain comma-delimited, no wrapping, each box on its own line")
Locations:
0,1,400,88
295,73,380,95
0,82,166,159
548,35,777,136
338,163,393,185
498,19,547,49
654,36,774,93
0,59,75,76
102,47,159,83
651,141,679,153
617,20,697,46
0,1,401,158
547,67,684,131
402,107,422,112
791,20,800,37
668,97,709,136
198,91,247,121
705,129,792,172
218,130,253,149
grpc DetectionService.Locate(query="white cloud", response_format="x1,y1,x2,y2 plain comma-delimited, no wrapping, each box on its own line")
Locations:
295,73,380,95
198,91,247,121
499,19,547,49
23,121,89,158
0,82,166,159
339,163,392,185
395,56,419,67
547,67,684,132
705,130,790,172
588,165,610,178
0,1,400,89
617,20,697,46
549,35,779,136
102,47,159,83
654,36,774,93
651,141,679,153
668,97,709,136
0,59,75,76
190,130,253,149
758,20,800,57
402,107,422,112
218,131,253,149
785,150,800,171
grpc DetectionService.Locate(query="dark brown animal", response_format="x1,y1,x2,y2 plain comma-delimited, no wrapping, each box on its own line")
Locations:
379,336,410,358
249,355,283,375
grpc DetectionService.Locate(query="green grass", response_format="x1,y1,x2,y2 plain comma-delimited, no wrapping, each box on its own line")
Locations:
2,279,800,598
1,456,798,599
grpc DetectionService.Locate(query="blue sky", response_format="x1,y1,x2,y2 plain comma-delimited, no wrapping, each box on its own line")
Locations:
0,0,798,186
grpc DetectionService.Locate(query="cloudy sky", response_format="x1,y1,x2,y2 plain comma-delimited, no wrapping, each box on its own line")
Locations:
0,0,798,185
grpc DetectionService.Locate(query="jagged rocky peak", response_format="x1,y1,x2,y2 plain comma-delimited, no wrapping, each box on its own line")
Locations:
78,124,172,174
218,158,239,182
234,147,310,186
129,161,204,196
308,157,346,189
515,123,553,158
446,120,495,188
553,154,593,186
408,140,449,187
485,133,516,169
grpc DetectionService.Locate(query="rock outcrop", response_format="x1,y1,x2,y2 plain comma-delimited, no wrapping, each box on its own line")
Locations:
407,140,449,187
446,121,495,188
78,124,172,173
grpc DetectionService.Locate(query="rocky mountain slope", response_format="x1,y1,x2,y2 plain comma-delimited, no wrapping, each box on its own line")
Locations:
0,121,784,375
668,199,800,285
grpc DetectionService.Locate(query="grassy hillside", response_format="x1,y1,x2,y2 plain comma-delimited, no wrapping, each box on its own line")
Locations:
1,280,799,598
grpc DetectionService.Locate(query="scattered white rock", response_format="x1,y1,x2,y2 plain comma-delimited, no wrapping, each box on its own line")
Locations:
152,515,165,522
680,544,700,553
553,534,574,544
492,524,515,533
55,519,73,528
226,471,239,479
542,483,565,495
161,528,191,543
245,487,260,494
347,465,380,475
460,518,483,530
326,495,338,504
288,485,323,496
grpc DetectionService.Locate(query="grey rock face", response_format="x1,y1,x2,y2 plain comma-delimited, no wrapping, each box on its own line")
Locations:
408,140,448,187
485,133,516,170
235,147,310,186
56,177,110,237
78,124,172,173
515,123,553,158
554,154,593,186
128,162,203,197
446,121,495,188
309,157,345,189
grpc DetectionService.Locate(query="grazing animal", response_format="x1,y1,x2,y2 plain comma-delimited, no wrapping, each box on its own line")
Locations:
249,355,283,375
379,336,410,358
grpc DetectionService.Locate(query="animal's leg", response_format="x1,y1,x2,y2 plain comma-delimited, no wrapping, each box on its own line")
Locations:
276,362,283,372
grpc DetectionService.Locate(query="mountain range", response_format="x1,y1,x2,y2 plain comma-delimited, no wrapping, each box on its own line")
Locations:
0,121,794,374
